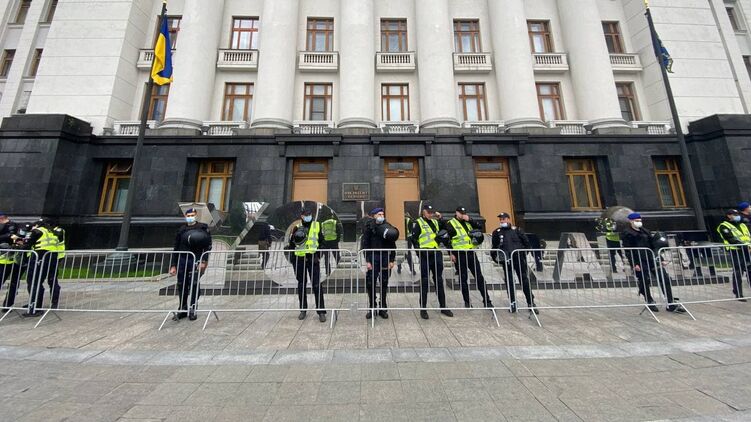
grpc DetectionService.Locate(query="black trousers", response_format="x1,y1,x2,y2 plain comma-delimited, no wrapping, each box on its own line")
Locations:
176,255,200,316
366,257,390,310
418,250,446,308
634,262,676,305
606,239,623,271
507,254,534,306
728,249,751,298
0,262,23,308
321,241,340,275
28,253,61,311
293,254,326,314
452,250,492,307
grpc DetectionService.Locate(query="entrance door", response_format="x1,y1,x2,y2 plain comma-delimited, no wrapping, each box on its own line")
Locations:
475,157,514,233
292,159,328,204
384,158,420,239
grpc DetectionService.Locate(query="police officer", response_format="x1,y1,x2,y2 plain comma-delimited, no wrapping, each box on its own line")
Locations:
320,216,342,275
447,207,493,309
620,213,660,312
3,223,31,310
410,205,453,319
288,209,327,322
397,212,417,276
0,212,22,311
24,218,62,316
603,220,624,272
169,208,212,321
717,209,751,301
491,212,538,314
361,208,397,320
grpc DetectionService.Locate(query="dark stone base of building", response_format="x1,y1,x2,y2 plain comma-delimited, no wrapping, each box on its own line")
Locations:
0,114,746,248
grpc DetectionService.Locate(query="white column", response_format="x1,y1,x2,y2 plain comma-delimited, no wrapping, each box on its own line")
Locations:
414,0,459,129
487,0,544,129
338,0,375,129
161,0,225,130
557,0,628,130
251,0,300,129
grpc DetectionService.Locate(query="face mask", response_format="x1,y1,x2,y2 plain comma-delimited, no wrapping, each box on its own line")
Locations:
185,216,196,224
375,217,385,224
302,216,312,223
500,223,509,228
632,221,643,229
733,215,742,223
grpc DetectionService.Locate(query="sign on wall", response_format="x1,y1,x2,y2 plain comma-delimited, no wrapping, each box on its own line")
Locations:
342,183,371,201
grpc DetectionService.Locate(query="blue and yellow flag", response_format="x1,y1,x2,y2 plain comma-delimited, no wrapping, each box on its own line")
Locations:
151,10,173,86
645,1,674,73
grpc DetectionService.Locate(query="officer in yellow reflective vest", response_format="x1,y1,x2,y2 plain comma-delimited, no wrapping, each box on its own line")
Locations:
446,206,493,309
0,212,23,312
287,209,327,322
603,220,624,273
717,209,751,300
409,205,452,320
320,217,341,275
23,218,62,316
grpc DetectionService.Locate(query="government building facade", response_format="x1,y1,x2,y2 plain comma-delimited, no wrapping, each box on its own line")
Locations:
1,0,751,246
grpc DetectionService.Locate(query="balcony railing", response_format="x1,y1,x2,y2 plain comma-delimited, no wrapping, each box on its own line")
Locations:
376,51,416,72
631,121,672,135
453,52,493,73
379,121,419,134
293,121,335,134
204,121,249,135
548,120,589,135
136,49,176,69
113,120,157,135
298,51,339,72
610,53,643,73
217,49,258,71
463,121,506,134
532,52,569,73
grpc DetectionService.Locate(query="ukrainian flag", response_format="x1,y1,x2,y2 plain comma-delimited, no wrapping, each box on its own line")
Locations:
151,9,173,86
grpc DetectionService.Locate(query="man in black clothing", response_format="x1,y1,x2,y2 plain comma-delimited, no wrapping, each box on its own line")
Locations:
169,208,212,321
491,212,537,314
287,209,327,322
23,218,62,316
446,206,493,308
410,205,453,319
361,208,397,320
0,212,22,311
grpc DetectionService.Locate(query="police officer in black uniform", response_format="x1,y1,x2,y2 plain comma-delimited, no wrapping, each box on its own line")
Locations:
287,209,327,322
490,212,538,314
169,208,212,321
446,206,493,308
361,208,398,320
620,212,663,313
24,218,62,316
410,205,453,319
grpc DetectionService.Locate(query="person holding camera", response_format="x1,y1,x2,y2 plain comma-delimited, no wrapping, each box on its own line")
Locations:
288,209,327,322
446,206,493,309
361,208,398,320
410,205,453,319
491,212,537,314
169,208,212,321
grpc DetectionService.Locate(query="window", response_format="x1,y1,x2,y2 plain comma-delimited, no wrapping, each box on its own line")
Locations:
565,159,603,210
306,18,334,52
536,83,564,121
744,56,751,81
98,161,132,215
148,84,169,121
654,157,687,208
381,84,410,121
454,20,481,53
15,0,30,24
381,19,408,52
27,49,42,77
0,50,15,78
44,0,58,23
528,20,553,53
602,21,624,54
230,17,259,50
459,83,487,121
727,6,742,31
303,83,332,121
222,83,253,121
196,160,234,211
616,82,640,122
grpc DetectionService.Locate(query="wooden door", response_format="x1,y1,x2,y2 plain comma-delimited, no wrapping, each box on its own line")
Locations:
292,159,328,204
475,157,514,233
384,158,419,239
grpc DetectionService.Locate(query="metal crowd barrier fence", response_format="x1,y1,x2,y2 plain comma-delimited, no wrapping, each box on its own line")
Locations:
197,248,357,329
657,243,751,317
358,248,509,327
0,249,38,323
27,250,196,329
509,247,666,326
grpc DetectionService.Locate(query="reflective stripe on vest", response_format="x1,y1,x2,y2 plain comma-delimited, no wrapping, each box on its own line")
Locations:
0,250,15,265
295,222,321,256
416,218,439,249
717,221,751,250
33,227,58,252
449,219,473,250
321,219,338,241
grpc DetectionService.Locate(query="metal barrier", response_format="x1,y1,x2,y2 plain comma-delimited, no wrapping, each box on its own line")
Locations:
509,247,667,326
657,243,751,317
197,248,357,329
28,250,196,329
0,249,38,323
358,248,508,327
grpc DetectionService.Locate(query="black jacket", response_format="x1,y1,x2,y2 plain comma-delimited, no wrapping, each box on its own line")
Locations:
173,223,212,262
409,217,443,249
360,219,397,263
445,218,479,250
286,220,327,256
0,220,19,246
490,225,530,262
621,225,654,268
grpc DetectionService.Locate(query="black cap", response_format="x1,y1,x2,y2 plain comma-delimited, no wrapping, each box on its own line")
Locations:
497,212,510,219
456,207,467,214
422,205,434,211
301,209,312,216
726,209,740,215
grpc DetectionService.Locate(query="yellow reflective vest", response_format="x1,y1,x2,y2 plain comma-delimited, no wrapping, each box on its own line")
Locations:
416,217,439,249
449,218,473,250
295,222,321,256
717,221,751,251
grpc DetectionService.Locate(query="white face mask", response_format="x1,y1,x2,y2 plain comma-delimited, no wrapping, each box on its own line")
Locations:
185,216,196,224
500,222,509,228
302,215,313,223
375,216,385,224
632,221,643,229
733,215,742,223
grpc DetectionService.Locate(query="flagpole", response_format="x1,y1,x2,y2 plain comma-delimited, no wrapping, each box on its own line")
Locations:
115,2,167,251
644,3,707,232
